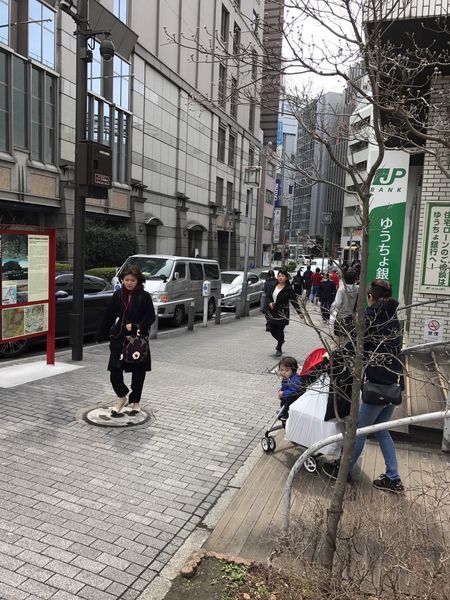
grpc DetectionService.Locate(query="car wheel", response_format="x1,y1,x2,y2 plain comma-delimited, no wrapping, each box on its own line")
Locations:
172,305,185,327
0,339,30,358
207,298,215,320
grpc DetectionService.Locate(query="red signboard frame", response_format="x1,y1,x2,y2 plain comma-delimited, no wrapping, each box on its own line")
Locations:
0,225,56,365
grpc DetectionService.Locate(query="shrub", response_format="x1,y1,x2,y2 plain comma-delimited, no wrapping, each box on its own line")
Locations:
86,267,118,282
56,262,72,272
286,261,297,272
85,225,138,269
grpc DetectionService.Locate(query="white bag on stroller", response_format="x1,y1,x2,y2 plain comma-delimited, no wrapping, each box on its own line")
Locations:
285,375,344,461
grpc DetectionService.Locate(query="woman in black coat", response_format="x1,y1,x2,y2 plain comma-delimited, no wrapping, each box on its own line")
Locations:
265,269,299,356
96,265,155,416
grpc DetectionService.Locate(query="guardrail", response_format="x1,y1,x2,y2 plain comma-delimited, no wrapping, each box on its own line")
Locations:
281,409,450,532
220,290,262,318
150,298,196,339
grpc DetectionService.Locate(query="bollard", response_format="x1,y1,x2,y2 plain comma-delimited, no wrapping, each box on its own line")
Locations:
202,296,208,327
235,298,241,319
244,296,250,317
149,313,158,339
215,298,221,325
187,300,195,331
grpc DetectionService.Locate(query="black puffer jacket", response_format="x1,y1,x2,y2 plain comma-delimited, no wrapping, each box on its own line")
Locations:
364,299,402,384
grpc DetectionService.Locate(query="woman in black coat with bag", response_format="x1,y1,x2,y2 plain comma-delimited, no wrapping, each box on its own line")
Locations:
96,265,155,416
265,269,299,357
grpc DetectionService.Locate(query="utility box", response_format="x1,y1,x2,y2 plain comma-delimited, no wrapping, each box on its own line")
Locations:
77,141,112,199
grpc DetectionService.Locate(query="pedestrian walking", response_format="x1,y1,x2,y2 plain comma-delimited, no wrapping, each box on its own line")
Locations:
310,268,322,303
329,269,340,289
265,269,299,357
302,265,313,299
323,279,404,493
317,273,336,322
292,268,304,297
96,265,155,416
330,269,359,340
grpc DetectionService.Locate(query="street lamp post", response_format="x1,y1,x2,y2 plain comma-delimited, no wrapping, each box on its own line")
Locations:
241,166,261,317
70,0,89,361
63,0,115,361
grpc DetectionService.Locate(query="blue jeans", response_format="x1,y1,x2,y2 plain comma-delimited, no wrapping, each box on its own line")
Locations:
350,402,400,480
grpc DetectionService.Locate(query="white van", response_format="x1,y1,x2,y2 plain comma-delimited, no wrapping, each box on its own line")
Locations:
113,255,221,326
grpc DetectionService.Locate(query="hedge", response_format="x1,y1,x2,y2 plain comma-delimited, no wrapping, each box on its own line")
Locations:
86,267,118,282
84,225,138,269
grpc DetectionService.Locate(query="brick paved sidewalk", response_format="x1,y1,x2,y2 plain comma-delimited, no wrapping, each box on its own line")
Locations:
0,312,321,600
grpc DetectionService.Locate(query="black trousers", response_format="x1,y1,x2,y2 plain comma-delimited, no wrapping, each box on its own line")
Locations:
320,300,332,321
110,368,146,404
268,320,286,351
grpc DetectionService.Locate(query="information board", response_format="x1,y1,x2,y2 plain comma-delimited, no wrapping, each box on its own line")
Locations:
0,226,56,364
419,201,450,294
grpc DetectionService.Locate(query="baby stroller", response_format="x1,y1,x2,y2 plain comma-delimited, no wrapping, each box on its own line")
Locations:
261,347,348,473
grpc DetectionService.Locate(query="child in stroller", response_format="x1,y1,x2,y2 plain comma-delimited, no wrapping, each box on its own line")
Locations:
277,356,303,421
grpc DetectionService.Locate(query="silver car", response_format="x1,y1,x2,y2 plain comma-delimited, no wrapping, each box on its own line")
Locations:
221,271,264,310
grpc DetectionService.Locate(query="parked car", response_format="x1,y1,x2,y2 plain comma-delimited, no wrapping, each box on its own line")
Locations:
221,271,264,310
113,255,221,326
0,274,113,358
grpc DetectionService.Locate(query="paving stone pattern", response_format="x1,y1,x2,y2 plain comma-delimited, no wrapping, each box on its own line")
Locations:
0,313,320,599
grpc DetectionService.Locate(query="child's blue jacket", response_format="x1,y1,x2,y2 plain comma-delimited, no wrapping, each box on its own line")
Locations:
280,373,302,399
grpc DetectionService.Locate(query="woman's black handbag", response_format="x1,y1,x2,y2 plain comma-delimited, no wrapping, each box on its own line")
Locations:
362,382,402,406
121,333,149,364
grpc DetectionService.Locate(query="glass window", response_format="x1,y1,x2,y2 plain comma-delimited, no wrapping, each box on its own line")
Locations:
113,0,127,23
55,274,73,293
233,23,240,55
222,273,242,284
12,56,27,148
0,51,8,151
228,133,235,167
87,41,102,96
217,125,225,162
31,67,43,159
230,76,238,118
84,276,106,293
220,5,229,45
28,0,55,69
113,55,130,110
226,181,233,211
252,10,259,35
252,49,257,80
248,98,255,133
121,257,174,279
266,190,274,204
248,145,254,166
0,0,9,46
189,263,204,281
45,73,55,163
216,176,223,206
218,63,226,107
174,262,186,279
204,264,220,280
113,108,129,183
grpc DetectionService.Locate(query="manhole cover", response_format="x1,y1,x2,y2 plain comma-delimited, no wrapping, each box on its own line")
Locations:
83,406,151,427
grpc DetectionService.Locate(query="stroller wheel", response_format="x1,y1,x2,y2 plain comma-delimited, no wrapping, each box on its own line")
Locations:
303,456,317,473
261,436,276,453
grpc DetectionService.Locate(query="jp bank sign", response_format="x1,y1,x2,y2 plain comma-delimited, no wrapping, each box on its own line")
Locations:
371,167,406,193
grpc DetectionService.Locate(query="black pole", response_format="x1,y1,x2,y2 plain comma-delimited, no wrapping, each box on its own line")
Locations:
71,0,88,361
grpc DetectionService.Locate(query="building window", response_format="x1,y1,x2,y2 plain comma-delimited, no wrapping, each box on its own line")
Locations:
265,190,274,204
217,124,226,162
28,0,55,69
267,162,275,177
114,108,129,183
12,56,27,149
228,132,235,167
251,10,259,35
226,181,233,211
114,0,127,23
31,66,55,163
0,0,9,46
113,55,130,110
252,49,257,80
0,52,8,150
87,41,102,96
218,63,226,107
245,188,251,216
248,98,255,133
220,4,229,46
264,217,273,230
233,22,241,55
248,145,254,166
234,0,240,9
216,176,224,207
230,76,238,118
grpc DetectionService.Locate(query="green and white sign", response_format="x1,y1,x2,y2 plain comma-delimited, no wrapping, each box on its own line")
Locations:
420,201,450,294
367,150,409,299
